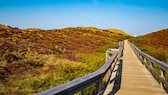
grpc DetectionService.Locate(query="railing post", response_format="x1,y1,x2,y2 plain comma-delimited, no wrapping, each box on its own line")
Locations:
136,51,140,60
160,69,166,89
105,69,110,83
106,49,111,81
106,50,111,62
144,57,147,65
148,61,154,75
150,62,154,70
140,55,143,61
96,79,102,94
105,49,118,86
106,49,119,62
141,56,145,65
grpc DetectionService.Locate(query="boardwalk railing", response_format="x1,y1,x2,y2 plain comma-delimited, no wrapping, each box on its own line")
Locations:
36,41,124,95
129,41,168,89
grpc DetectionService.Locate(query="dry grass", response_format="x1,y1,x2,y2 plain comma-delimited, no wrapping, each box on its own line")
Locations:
0,24,131,94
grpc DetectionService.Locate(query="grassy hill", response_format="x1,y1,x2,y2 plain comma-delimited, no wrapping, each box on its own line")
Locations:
0,24,131,94
130,29,168,63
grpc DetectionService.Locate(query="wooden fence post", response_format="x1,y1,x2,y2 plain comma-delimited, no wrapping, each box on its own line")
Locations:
143,57,147,66
106,49,119,62
160,69,166,89
106,50,110,62
96,79,102,94
150,62,154,70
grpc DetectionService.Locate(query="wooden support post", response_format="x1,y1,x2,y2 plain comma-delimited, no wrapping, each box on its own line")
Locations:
106,50,110,62
140,53,142,58
143,57,147,65
106,49,119,62
96,79,102,94
105,69,110,83
137,53,140,59
148,61,154,75
150,62,154,70
160,69,166,89
141,56,145,65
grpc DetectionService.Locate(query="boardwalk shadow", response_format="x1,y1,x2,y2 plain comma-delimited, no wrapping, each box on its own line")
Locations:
107,59,123,95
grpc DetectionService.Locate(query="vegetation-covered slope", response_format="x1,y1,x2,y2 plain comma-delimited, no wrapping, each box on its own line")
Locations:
130,29,168,63
0,24,131,94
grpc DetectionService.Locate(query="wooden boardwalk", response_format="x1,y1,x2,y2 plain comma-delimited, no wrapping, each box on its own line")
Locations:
104,40,167,95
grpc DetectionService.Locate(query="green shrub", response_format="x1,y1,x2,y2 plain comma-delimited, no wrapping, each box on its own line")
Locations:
135,44,168,62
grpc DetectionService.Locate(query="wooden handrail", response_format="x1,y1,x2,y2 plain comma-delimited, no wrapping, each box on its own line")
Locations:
129,41,168,89
36,41,124,95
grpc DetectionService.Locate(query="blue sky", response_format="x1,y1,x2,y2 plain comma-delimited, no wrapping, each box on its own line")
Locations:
0,0,168,36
